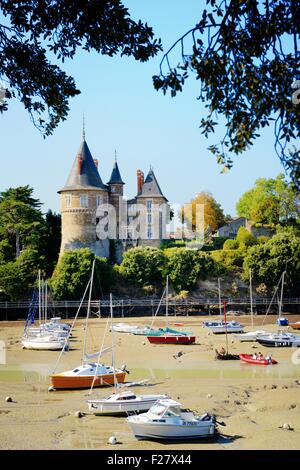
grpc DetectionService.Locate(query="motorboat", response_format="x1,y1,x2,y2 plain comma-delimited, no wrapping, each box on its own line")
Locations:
207,321,244,334
239,353,278,365
234,330,269,342
147,333,196,345
127,399,216,440
256,331,300,348
50,363,127,389
87,391,169,416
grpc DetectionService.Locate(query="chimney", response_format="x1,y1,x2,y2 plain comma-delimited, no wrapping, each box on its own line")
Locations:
93,158,98,169
137,170,144,193
77,154,83,175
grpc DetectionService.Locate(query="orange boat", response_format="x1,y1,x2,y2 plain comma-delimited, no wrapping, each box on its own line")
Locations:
289,322,300,330
50,363,126,390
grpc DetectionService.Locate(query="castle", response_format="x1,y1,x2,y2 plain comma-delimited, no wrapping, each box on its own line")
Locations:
58,134,170,261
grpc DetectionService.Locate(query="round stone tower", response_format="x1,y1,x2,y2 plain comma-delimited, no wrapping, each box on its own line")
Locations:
58,136,109,258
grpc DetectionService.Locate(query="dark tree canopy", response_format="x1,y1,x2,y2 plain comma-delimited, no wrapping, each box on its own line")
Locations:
153,0,300,188
0,0,162,135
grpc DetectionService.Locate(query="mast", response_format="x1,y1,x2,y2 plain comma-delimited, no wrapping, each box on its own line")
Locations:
110,293,117,393
166,275,169,328
224,300,229,354
218,278,222,320
82,259,95,365
249,269,254,328
45,280,48,323
278,271,285,319
38,270,41,327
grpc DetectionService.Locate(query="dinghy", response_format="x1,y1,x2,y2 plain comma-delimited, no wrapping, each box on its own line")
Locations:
239,354,278,365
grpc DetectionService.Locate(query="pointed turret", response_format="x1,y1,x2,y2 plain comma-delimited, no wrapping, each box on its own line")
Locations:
59,138,107,192
137,168,167,200
108,160,124,185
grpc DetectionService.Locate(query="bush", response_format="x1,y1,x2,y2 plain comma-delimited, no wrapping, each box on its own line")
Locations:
211,249,245,270
118,247,165,286
223,239,239,250
236,227,257,247
50,248,114,300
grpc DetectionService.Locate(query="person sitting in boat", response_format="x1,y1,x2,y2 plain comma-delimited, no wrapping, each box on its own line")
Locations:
219,347,226,356
257,352,263,360
252,352,258,359
265,354,272,364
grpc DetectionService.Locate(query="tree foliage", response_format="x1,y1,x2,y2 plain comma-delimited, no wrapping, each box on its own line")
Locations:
0,0,162,135
50,248,114,300
163,248,217,292
182,191,225,235
153,0,300,187
243,230,300,293
236,174,299,224
118,246,165,286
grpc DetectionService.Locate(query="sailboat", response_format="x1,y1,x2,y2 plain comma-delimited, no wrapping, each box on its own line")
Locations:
22,272,69,351
256,272,300,348
87,294,168,415
147,277,196,345
215,300,240,360
205,279,244,334
50,263,127,390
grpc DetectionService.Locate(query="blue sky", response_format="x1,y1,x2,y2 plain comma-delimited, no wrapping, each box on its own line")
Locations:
0,0,284,217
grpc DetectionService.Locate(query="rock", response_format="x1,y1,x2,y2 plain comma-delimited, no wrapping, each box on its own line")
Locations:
5,396,13,403
234,400,241,405
75,411,83,418
271,384,277,390
282,385,288,389
280,423,294,431
251,344,257,348
48,386,55,392
108,436,118,445
142,342,146,345
289,404,296,410
206,394,213,399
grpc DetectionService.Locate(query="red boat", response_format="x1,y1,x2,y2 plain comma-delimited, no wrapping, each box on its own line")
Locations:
239,354,278,365
147,334,196,345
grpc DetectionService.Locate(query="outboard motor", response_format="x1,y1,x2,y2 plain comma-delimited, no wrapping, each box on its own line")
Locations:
121,364,130,374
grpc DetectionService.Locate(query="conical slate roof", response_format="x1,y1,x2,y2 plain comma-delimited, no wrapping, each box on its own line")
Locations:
59,139,107,192
107,161,124,185
137,169,167,200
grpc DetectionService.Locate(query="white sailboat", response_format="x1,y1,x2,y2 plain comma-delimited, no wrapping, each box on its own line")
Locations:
22,272,70,350
87,293,168,415
127,399,216,440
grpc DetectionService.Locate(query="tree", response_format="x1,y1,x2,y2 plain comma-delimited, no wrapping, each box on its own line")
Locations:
182,191,225,235
236,174,299,224
243,230,300,294
164,248,216,292
0,1,162,135
153,1,300,187
118,247,165,287
0,248,42,299
0,185,44,258
50,248,113,300
39,210,61,277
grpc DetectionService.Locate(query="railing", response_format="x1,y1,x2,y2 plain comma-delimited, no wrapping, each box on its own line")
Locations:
0,297,299,309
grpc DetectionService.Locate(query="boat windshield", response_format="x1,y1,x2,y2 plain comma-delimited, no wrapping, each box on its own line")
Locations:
164,406,181,417
150,404,167,416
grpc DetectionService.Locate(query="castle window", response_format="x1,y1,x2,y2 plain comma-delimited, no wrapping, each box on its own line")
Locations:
146,200,152,211
147,213,152,224
80,194,88,207
65,194,72,207
147,226,153,239
96,195,103,207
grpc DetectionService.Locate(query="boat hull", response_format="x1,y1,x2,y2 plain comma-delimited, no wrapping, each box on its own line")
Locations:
289,323,300,330
50,371,126,389
88,395,168,416
22,340,66,350
256,338,300,348
147,335,195,345
128,421,215,440
239,354,278,365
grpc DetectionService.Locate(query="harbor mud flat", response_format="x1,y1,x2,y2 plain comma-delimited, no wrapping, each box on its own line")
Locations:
0,315,300,450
